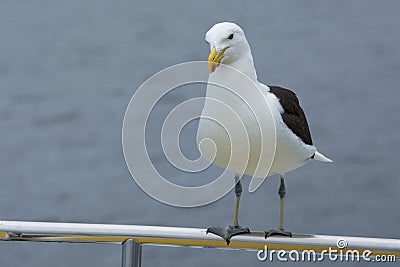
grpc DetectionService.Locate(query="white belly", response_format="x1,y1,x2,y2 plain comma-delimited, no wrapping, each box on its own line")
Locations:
197,84,316,178
269,122,316,175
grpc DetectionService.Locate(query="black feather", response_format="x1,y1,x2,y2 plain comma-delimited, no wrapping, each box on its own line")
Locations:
269,85,313,145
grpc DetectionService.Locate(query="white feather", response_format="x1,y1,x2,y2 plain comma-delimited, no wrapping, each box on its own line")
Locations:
313,151,333,163
198,22,331,185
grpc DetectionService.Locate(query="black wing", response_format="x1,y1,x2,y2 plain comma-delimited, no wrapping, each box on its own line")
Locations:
269,85,313,145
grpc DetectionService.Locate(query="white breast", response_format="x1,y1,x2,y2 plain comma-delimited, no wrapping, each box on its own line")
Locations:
197,81,316,178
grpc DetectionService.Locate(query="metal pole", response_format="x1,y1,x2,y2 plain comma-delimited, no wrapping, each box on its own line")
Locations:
1,220,399,258
122,239,142,267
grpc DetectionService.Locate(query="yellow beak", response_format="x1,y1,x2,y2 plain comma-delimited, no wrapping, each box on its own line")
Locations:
207,46,229,73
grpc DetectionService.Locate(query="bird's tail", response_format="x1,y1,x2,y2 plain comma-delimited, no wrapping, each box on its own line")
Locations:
313,151,333,163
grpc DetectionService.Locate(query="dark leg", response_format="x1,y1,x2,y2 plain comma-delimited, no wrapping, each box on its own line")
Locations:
207,174,250,245
265,175,292,238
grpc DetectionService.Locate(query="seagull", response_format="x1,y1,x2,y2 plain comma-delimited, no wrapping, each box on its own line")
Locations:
197,22,332,245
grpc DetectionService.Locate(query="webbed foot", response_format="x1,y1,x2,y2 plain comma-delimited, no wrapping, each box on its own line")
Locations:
207,225,250,245
265,228,292,238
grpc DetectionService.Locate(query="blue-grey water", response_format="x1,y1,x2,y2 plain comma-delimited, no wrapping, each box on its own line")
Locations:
1,1,399,266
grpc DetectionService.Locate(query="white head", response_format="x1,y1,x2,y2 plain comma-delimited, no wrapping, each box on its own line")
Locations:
206,22,252,73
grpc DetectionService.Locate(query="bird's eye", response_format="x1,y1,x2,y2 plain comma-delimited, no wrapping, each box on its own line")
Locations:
228,34,234,40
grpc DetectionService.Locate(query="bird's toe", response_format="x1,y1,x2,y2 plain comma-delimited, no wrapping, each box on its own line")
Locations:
265,229,292,238
207,225,250,245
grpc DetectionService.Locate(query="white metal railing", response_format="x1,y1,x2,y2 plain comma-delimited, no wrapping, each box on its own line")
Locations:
0,220,399,266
